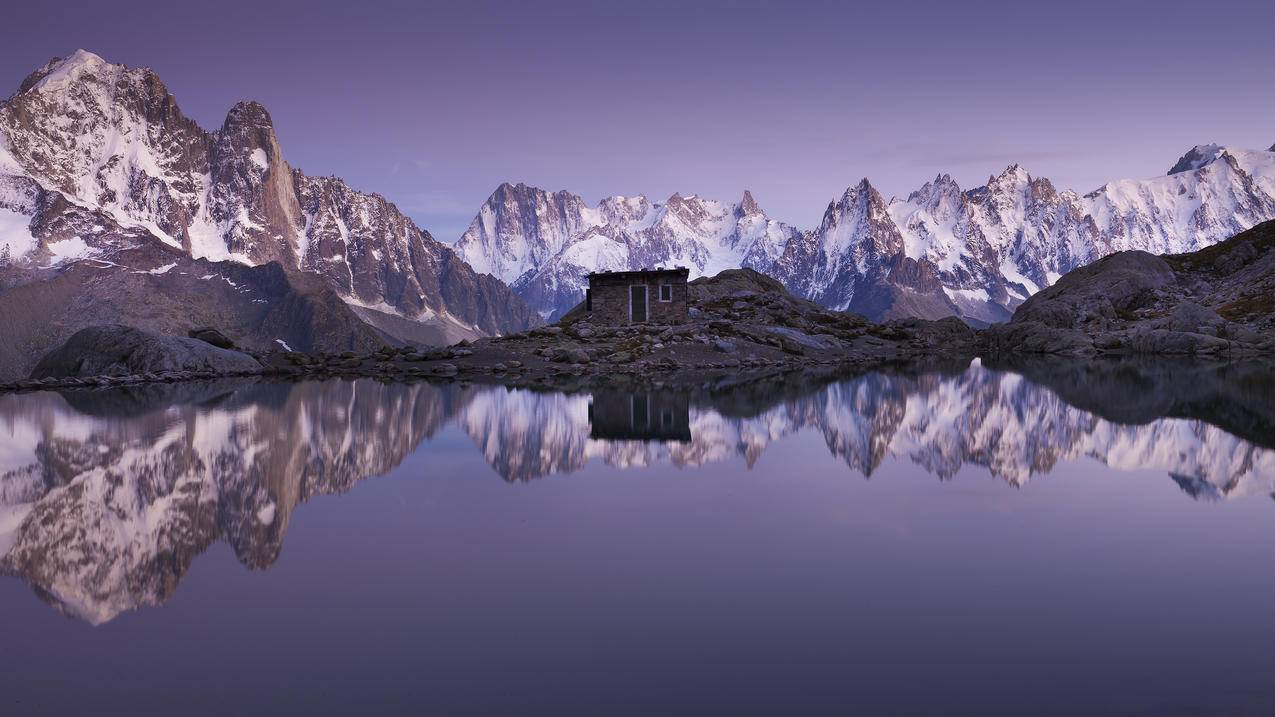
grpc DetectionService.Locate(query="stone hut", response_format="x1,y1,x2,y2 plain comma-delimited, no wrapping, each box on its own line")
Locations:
588,390,691,443
585,268,689,325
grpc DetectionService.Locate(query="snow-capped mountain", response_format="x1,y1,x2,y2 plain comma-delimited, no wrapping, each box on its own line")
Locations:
458,145,1275,323
455,182,800,318
0,50,536,340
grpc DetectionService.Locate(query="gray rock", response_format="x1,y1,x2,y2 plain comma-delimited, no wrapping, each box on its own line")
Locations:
31,325,262,379
1013,251,1175,330
1161,302,1225,335
549,347,590,363
760,326,842,350
188,327,237,349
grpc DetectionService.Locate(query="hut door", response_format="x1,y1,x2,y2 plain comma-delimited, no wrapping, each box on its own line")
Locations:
630,285,648,322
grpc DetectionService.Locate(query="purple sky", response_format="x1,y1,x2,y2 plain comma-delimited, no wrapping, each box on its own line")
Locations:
2,0,1272,240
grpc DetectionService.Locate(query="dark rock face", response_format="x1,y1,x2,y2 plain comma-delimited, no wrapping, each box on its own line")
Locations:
1012,251,1176,329
985,220,1275,356
31,325,262,379
0,242,386,381
1167,144,1223,175
189,328,236,349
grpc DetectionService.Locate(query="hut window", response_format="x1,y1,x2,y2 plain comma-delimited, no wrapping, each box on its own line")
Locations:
658,284,673,302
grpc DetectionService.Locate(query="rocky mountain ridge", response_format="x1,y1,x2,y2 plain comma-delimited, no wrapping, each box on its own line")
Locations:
458,144,1275,324
0,50,537,341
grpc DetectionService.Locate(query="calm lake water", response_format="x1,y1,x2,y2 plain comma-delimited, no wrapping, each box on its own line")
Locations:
1,360,1273,716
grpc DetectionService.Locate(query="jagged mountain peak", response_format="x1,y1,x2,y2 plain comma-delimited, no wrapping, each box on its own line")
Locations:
835,178,885,210
223,100,274,130
906,173,963,205
1168,143,1225,175
492,180,546,197
987,163,1031,189
736,189,762,217
17,49,110,95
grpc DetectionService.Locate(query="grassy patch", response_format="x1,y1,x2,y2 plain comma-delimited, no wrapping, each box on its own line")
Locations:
1217,292,1275,320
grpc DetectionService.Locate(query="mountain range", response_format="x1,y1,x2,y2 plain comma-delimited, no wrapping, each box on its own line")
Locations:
1,49,1272,361
0,49,538,375
457,145,1275,323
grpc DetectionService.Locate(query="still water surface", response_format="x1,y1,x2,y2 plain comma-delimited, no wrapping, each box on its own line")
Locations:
1,360,1273,715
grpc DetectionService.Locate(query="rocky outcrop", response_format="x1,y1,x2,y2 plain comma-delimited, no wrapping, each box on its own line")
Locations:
0,241,386,381
30,325,262,379
984,220,1275,356
686,267,787,302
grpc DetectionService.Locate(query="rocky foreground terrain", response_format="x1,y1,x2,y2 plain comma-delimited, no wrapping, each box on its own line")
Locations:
3,219,1273,394
2,268,979,392
2,266,984,390
985,219,1275,357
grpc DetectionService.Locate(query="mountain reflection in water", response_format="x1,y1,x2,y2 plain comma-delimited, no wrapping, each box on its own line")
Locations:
0,359,1272,624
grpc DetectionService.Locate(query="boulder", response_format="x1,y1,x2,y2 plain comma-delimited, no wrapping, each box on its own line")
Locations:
31,325,262,379
188,327,237,349
1012,250,1175,329
1160,302,1225,335
688,268,788,303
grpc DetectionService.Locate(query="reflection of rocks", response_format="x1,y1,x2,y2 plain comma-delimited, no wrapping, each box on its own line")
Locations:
2,361,1272,624
0,379,466,624
461,362,1275,493
982,356,1275,450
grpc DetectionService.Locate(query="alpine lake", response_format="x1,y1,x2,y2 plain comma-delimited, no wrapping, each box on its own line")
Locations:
1,357,1273,716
